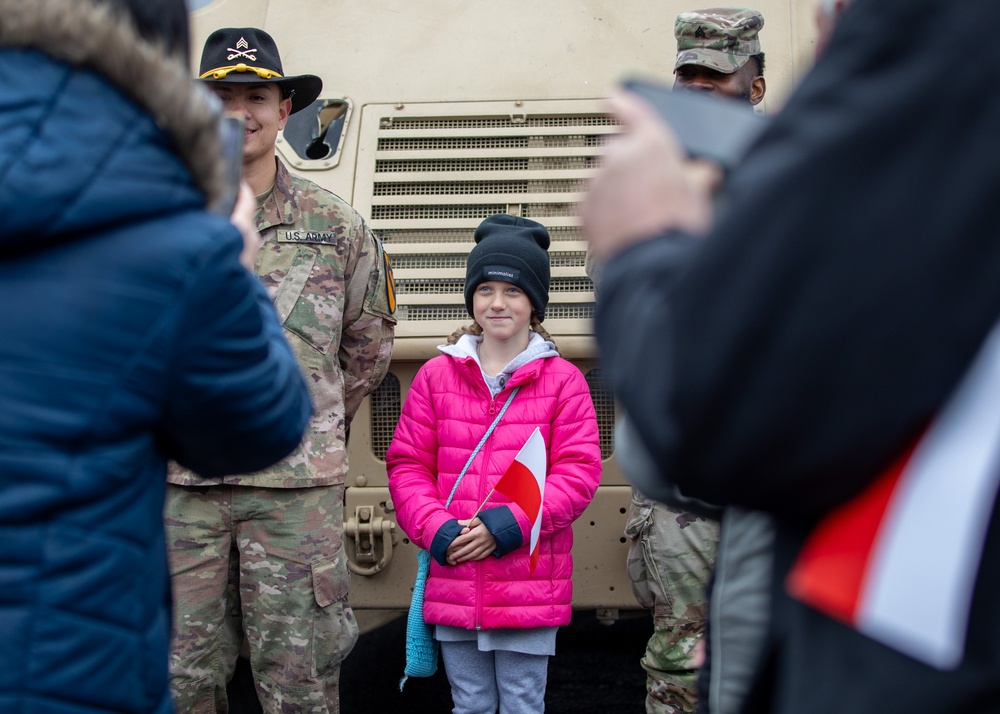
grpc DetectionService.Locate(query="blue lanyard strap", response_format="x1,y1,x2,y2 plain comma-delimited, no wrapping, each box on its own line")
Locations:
445,386,520,508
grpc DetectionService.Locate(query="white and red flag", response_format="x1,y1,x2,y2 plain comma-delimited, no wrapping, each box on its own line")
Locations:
788,320,1000,670
494,427,547,574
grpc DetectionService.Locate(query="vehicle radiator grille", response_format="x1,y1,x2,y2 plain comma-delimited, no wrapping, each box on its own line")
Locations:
354,100,619,461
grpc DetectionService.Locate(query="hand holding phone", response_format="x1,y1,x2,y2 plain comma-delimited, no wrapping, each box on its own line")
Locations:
582,89,715,260
621,76,768,171
208,114,245,217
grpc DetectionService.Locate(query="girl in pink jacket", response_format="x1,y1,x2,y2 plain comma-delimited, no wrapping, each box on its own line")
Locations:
387,214,602,713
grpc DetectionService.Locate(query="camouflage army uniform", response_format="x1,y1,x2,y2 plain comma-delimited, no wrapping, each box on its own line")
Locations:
166,158,395,714
617,10,759,713
625,488,720,714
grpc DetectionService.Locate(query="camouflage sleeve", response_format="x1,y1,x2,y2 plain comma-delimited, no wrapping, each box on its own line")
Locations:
339,217,396,424
585,247,602,298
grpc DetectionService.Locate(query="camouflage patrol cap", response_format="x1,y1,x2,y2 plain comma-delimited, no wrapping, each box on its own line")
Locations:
674,7,764,74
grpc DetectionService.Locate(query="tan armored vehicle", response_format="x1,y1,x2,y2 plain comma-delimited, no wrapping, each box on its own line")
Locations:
188,0,819,628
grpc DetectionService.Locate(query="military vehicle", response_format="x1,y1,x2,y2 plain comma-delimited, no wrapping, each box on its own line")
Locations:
187,0,820,629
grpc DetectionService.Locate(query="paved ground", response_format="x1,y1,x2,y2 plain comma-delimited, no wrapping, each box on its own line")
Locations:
229,610,652,713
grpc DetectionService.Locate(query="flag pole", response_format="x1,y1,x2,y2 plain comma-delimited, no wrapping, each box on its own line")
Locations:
467,488,496,525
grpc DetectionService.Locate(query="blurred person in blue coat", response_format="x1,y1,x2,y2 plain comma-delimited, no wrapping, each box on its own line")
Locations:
0,0,312,712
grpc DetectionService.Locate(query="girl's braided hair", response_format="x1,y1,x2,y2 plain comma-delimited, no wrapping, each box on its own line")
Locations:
446,317,560,355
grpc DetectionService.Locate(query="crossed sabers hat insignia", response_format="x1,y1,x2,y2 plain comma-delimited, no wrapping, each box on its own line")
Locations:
228,37,256,62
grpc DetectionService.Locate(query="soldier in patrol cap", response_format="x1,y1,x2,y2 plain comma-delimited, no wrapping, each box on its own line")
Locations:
617,9,767,714
165,26,396,714
584,7,765,297
673,7,766,106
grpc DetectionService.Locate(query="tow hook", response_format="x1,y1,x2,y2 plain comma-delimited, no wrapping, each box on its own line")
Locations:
345,505,397,576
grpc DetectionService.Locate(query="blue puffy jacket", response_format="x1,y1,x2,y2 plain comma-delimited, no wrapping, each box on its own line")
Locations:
0,13,312,714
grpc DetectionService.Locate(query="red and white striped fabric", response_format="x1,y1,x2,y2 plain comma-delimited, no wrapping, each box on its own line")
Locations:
494,427,547,574
788,322,1000,669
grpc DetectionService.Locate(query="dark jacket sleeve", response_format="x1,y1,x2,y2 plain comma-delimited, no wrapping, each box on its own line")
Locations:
595,232,713,511
613,416,723,518
161,231,312,477
597,0,1000,526
430,519,464,565
478,505,523,557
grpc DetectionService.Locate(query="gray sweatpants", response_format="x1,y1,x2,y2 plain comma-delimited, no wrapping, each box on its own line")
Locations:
440,640,549,714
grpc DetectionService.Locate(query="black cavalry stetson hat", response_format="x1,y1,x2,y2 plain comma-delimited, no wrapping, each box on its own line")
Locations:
198,27,322,114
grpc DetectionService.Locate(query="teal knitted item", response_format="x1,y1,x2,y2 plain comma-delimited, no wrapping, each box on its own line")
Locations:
400,549,438,690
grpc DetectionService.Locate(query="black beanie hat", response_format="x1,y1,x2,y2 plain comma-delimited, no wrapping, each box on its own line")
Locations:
465,214,551,321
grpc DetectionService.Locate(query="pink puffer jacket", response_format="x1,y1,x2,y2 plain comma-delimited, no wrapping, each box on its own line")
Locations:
386,351,601,630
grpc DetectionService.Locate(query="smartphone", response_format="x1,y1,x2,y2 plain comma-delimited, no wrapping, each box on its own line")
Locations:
208,113,245,217
621,76,768,170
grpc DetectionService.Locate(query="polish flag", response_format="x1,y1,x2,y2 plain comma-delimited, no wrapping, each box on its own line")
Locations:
494,428,547,574
788,321,1000,669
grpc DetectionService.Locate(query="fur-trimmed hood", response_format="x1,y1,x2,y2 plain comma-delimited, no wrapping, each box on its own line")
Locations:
0,0,227,249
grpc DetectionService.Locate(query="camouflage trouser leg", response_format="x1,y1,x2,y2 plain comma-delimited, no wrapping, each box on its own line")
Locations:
625,489,720,714
166,483,359,714
166,484,242,714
